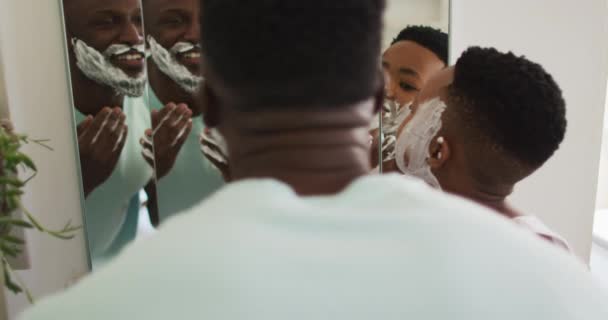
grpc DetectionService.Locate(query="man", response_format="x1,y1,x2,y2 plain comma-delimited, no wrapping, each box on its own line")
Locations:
62,0,154,264
22,1,606,319
141,0,225,225
373,25,448,169
391,47,570,249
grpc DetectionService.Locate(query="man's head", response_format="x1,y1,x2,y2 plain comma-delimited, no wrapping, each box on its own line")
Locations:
382,26,448,107
144,0,203,94
395,47,567,195
200,0,385,115
199,0,385,191
63,0,146,97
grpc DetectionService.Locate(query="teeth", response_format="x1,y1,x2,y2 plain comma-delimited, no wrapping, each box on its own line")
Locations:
118,54,142,61
182,52,201,59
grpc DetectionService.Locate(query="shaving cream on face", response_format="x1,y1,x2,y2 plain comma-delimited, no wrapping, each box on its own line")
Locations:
72,38,147,97
369,99,413,173
380,100,413,161
395,97,447,189
147,36,204,94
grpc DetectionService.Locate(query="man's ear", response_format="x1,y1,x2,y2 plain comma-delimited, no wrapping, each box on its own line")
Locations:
200,82,220,128
428,135,450,169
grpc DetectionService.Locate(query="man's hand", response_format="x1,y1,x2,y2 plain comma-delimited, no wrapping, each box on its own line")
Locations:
200,128,230,181
78,107,128,197
141,103,192,179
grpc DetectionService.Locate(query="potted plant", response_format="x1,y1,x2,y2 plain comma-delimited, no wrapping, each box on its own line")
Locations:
0,120,79,303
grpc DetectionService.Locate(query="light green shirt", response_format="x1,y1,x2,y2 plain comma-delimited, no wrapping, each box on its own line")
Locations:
20,175,608,320
146,89,225,222
75,96,154,265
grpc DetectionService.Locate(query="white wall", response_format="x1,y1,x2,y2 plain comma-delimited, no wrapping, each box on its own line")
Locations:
384,0,449,49
0,0,90,318
596,86,608,210
451,0,608,261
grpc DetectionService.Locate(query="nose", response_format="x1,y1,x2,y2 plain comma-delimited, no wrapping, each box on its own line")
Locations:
183,19,201,44
384,72,396,100
119,21,144,46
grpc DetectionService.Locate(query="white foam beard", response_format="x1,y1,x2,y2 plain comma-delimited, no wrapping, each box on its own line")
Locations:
72,38,147,97
381,100,412,161
147,36,204,94
369,100,413,164
395,97,447,189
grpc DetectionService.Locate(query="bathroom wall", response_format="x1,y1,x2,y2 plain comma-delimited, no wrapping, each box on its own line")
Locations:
384,0,450,48
0,1,90,318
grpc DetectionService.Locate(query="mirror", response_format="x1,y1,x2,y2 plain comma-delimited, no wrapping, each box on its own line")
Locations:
374,0,450,171
60,0,450,270
60,0,226,269
141,0,225,229
61,0,157,268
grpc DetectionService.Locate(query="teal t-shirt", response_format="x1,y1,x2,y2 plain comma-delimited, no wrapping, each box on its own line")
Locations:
146,89,225,222
75,95,154,265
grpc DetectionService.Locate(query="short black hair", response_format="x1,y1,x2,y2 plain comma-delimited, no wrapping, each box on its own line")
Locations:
201,0,385,111
391,26,448,65
447,47,567,184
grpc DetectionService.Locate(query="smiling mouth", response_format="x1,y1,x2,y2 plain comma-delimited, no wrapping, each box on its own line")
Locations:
116,53,144,61
111,51,145,75
179,51,201,59
176,49,202,70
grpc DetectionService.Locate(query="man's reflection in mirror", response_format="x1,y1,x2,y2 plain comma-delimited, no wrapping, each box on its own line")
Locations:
63,0,154,264
142,0,224,226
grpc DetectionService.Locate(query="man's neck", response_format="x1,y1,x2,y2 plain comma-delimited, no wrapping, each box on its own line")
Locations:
224,100,376,196
148,63,201,116
72,72,124,115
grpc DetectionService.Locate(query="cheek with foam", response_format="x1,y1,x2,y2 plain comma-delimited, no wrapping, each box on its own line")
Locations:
147,36,204,94
394,97,446,189
72,38,147,97
375,101,413,162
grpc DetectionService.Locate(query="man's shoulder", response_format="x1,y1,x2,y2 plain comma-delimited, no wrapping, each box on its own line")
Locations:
18,176,608,319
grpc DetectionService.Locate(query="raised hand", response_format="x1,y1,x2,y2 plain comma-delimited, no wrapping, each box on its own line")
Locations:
200,128,230,181
141,103,193,179
78,107,128,197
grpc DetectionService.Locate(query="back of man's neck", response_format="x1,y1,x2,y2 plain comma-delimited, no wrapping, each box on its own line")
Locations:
224,100,376,196
230,144,371,196
461,185,519,219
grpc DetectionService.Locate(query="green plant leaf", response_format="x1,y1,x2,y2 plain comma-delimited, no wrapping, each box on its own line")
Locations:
6,195,18,212
1,189,24,197
17,154,37,172
3,260,22,294
0,217,34,228
1,235,25,245
0,177,24,188
1,243,22,258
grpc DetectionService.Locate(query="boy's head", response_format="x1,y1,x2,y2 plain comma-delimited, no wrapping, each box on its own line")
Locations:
382,26,448,107
395,47,567,194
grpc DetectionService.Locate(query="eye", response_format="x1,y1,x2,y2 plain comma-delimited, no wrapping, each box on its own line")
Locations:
91,17,116,28
133,15,143,26
159,15,185,26
399,82,419,92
